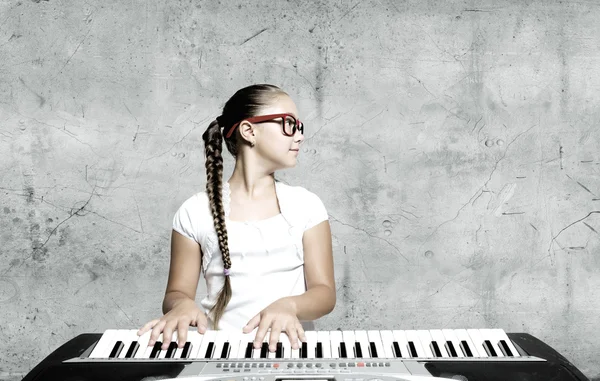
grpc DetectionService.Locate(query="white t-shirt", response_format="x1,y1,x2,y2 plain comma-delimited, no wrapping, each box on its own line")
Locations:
172,180,328,330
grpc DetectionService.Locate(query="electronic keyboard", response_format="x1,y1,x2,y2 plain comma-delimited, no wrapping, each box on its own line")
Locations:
22,328,590,381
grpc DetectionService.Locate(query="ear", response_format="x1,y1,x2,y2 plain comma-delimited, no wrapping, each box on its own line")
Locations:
238,120,256,145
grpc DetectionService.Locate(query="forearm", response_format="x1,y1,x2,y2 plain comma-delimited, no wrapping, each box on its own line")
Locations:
162,290,197,314
287,284,336,321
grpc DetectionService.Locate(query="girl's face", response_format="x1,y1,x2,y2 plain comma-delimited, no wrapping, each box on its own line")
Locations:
252,95,304,170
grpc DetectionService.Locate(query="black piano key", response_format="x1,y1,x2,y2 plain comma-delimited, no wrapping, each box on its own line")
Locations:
339,342,348,358
301,342,308,358
204,342,214,359
165,342,178,358
260,342,269,358
181,342,192,358
150,341,162,358
392,341,402,357
354,341,363,358
244,342,253,358
483,340,497,357
316,342,323,358
275,342,283,358
369,342,378,358
125,341,139,358
220,342,230,359
408,341,418,358
460,340,473,357
430,341,442,358
109,341,124,358
498,340,513,357
445,341,458,357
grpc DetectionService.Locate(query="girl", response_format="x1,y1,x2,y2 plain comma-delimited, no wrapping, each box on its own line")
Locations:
138,84,335,354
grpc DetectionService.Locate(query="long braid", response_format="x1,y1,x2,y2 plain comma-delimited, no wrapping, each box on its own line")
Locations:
200,84,288,329
202,119,232,329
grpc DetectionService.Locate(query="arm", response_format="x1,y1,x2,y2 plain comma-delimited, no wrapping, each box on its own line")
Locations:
162,230,203,314
288,219,336,320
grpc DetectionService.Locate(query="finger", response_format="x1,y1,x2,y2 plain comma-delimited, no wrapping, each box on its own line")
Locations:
243,314,260,334
138,319,159,336
287,325,299,350
269,323,283,352
177,321,190,348
296,322,306,342
196,311,207,334
254,318,271,349
149,320,166,347
162,323,176,350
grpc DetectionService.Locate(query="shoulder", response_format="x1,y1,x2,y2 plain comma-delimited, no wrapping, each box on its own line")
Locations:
276,181,327,214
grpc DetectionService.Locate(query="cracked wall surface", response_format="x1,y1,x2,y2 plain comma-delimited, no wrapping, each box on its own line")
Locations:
1,0,599,379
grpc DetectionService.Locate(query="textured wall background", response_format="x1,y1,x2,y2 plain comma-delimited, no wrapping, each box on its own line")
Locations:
1,0,599,379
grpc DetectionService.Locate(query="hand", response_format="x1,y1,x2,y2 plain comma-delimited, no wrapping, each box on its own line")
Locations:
138,298,208,350
243,297,306,352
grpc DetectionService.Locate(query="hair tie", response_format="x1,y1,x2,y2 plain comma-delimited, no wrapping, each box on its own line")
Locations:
223,268,230,276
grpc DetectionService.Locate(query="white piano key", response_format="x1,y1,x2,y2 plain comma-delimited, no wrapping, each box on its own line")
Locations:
197,330,217,359
89,329,119,358
416,330,435,358
187,331,204,359
478,329,505,357
488,328,520,357
305,331,318,359
329,331,343,359
367,330,385,359
157,332,169,359
226,331,241,359
441,329,464,358
454,329,481,357
237,332,255,358
341,330,356,359
317,331,332,359
354,330,371,359
392,330,411,358
405,330,426,358
280,332,292,359
212,330,229,359
467,329,489,358
428,330,450,358
379,330,396,358
134,330,152,359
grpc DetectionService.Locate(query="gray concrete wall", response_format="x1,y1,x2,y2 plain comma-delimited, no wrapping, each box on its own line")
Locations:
1,0,599,379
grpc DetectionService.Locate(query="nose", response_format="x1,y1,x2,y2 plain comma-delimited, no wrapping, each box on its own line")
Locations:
294,127,304,143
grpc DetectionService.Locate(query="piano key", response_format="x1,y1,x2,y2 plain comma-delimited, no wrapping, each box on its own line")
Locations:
405,330,426,358
280,333,291,359
342,331,356,359
392,330,411,358
429,330,450,358
165,342,178,358
244,342,253,358
317,331,332,358
181,342,192,359
238,332,255,359
477,329,503,357
393,341,402,357
316,342,323,358
367,330,385,359
134,331,152,359
89,329,119,358
196,330,216,359
300,342,308,358
186,331,204,359
226,332,241,359
120,331,140,359
150,341,162,358
329,331,343,359
260,342,269,358
253,334,267,359
275,342,283,358
466,329,489,358
485,328,520,357
454,329,480,357
305,331,317,359
416,330,435,358
354,331,371,359
441,329,464,358
212,330,229,359
108,341,124,358
267,331,277,359
339,342,348,358
379,330,396,358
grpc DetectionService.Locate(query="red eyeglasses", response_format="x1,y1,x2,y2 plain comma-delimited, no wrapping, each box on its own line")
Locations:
225,113,304,139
